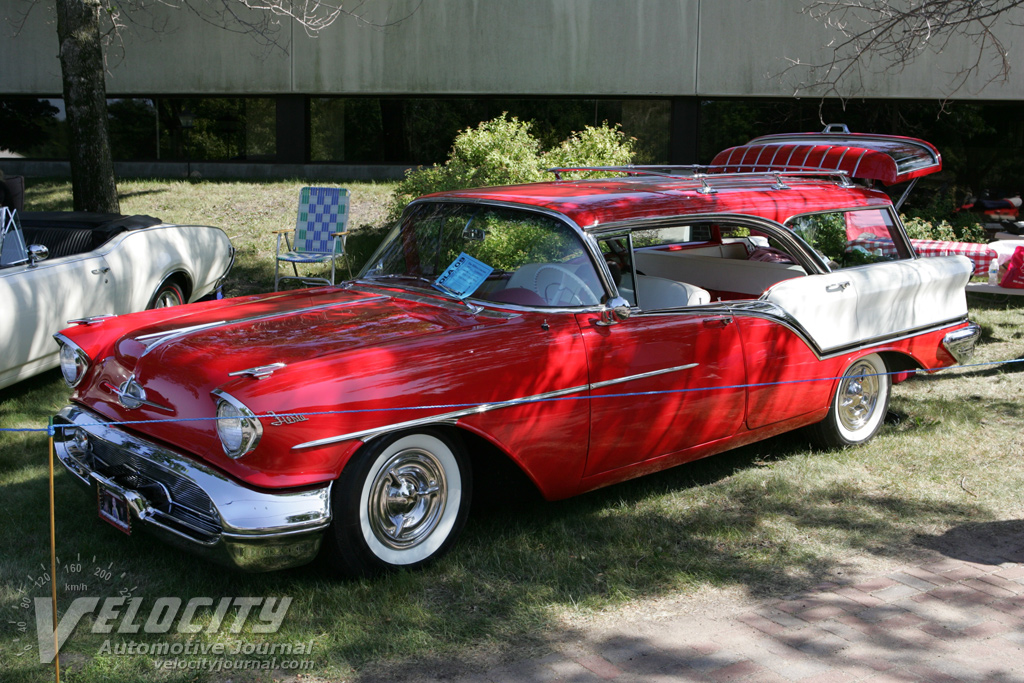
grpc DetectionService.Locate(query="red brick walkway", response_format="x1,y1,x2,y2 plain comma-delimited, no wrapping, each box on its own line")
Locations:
449,545,1024,682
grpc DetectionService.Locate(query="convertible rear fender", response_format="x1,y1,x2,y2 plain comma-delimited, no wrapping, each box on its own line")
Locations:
103,225,234,312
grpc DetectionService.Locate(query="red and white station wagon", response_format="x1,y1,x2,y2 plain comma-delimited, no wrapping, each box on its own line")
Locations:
54,127,980,576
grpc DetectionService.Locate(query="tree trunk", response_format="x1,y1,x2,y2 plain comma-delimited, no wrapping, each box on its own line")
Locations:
55,0,120,213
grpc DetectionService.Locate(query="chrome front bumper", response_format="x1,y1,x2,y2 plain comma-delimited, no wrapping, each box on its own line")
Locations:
54,405,332,572
942,322,983,364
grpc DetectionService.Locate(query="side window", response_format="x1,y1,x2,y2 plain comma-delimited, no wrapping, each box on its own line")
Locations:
631,223,714,248
719,225,799,264
787,209,910,269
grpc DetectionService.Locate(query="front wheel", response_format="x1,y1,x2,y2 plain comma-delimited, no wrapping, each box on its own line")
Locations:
324,430,472,577
809,353,891,448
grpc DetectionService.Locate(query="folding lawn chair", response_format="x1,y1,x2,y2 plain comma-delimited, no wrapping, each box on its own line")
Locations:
274,186,351,290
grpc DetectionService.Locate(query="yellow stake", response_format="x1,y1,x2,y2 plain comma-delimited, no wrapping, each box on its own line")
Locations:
48,419,61,683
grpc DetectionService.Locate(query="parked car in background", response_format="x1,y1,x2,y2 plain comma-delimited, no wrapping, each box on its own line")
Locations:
52,128,979,577
0,210,233,390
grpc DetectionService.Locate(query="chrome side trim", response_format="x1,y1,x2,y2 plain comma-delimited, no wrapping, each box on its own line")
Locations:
293,362,703,450
292,383,590,450
590,362,699,390
137,295,388,357
942,323,982,364
211,244,236,294
137,320,228,352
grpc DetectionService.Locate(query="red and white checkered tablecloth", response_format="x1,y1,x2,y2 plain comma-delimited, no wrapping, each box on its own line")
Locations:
849,237,996,276
909,239,996,277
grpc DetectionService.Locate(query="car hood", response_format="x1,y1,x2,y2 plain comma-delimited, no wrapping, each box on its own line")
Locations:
72,285,494,465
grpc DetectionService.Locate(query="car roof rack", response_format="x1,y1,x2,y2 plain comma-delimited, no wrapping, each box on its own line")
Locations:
545,166,854,194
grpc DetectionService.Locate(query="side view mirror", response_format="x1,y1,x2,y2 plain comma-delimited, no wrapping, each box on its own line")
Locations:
27,244,49,267
596,296,631,326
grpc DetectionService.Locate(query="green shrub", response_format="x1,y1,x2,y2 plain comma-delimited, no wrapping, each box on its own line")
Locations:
900,215,986,243
901,187,986,243
388,114,635,219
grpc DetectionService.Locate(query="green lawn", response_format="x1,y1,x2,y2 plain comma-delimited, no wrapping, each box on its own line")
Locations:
1,180,1022,682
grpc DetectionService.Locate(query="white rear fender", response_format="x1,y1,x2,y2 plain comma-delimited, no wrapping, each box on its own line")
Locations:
764,256,972,353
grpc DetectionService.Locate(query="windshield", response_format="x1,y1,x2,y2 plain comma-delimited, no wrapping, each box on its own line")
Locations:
0,208,28,267
360,202,605,307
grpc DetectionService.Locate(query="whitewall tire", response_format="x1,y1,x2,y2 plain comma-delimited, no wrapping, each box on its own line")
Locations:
325,430,472,577
810,353,891,448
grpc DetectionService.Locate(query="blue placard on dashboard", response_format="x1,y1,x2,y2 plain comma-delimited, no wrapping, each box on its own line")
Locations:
433,252,493,299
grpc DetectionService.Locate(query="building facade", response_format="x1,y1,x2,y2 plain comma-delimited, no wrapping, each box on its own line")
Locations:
2,0,1023,182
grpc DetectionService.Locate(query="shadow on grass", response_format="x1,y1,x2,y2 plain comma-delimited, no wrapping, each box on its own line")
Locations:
918,519,1024,565
353,434,991,681
117,188,168,202
0,423,989,682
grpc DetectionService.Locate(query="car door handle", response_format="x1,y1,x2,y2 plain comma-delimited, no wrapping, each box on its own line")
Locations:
92,267,110,275
703,316,733,327
825,281,851,292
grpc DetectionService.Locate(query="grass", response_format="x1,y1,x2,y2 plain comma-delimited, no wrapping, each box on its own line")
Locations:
2,180,1023,681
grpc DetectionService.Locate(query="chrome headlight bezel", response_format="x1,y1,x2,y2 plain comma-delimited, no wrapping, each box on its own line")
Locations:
54,334,91,388
212,390,263,459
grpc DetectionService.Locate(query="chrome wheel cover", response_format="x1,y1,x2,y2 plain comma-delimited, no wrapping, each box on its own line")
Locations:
367,448,447,551
837,360,880,433
153,289,181,308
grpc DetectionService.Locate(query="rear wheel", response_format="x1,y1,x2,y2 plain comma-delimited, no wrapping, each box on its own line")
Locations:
148,281,185,309
324,430,472,577
809,353,890,448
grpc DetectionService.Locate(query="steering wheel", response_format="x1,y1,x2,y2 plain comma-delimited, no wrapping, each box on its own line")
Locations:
533,264,599,306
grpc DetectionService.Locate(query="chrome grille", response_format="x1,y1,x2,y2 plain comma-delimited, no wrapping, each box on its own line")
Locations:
82,432,222,537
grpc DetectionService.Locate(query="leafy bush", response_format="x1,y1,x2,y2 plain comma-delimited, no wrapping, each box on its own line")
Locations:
901,214,986,243
388,114,635,219
901,187,986,243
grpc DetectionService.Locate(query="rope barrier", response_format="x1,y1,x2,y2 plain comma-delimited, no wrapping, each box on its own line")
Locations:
1,356,1021,435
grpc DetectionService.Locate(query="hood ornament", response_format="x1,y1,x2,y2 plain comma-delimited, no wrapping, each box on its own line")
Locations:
102,377,173,412
228,363,286,380
68,314,115,326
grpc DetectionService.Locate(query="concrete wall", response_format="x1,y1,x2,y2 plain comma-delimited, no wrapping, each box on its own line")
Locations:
2,0,1022,99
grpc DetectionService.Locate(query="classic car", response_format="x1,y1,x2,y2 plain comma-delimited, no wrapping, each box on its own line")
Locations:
0,209,234,390
52,128,980,577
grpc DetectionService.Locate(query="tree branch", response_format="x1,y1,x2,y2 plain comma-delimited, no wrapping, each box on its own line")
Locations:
780,0,1024,102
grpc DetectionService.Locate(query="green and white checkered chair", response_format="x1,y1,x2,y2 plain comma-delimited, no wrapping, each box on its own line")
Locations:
274,187,351,291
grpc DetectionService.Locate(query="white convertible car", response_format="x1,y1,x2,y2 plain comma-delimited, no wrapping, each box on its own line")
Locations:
0,208,234,390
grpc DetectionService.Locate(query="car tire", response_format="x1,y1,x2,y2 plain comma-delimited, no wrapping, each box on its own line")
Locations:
324,430,472,577
148,281,185,309
809,353,891,448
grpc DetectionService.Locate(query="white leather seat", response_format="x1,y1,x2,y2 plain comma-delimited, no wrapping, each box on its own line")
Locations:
636,275,710,310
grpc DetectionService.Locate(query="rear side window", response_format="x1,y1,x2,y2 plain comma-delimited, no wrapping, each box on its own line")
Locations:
787,209,911,269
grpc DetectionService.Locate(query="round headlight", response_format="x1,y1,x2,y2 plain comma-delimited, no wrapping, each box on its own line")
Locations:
58,339,90,387
214,392,262,459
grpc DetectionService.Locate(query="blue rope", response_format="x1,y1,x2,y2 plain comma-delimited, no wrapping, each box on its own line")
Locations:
2,356,1022,434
